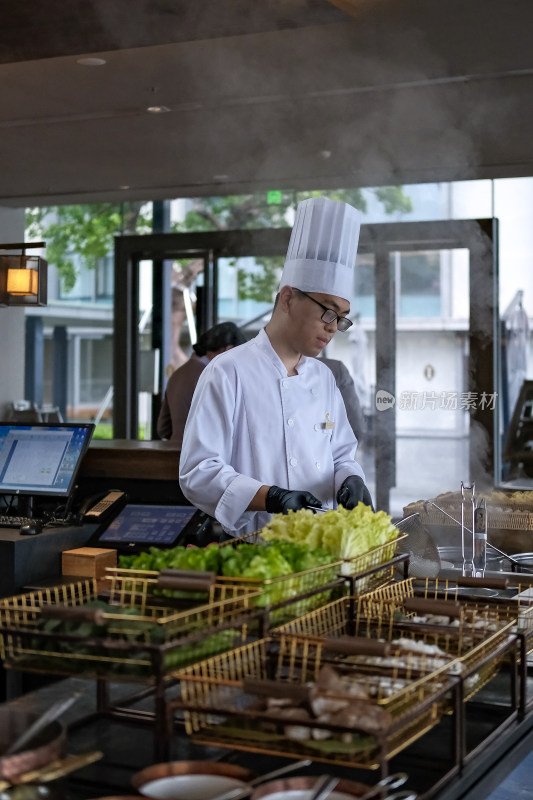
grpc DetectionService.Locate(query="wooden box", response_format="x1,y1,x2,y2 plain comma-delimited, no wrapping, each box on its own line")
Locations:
62,547,117,580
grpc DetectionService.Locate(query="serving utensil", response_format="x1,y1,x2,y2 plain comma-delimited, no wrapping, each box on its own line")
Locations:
308,774,339,800
357,773,408,800
383,793,417,800
0,750,103,793
210,760,312,800
4,693,81,756
423,500,533,574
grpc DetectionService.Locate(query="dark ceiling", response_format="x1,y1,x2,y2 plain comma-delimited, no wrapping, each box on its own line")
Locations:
2,0,533,207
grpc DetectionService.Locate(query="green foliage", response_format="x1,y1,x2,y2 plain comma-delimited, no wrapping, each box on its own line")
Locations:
172,193,294,232
373,186,413,215
26,187,413,300
93,423,113,439
25,202,151,292
237,256,284,302
174,188,412,302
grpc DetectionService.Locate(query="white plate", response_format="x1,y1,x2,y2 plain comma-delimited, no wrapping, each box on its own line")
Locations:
139,774,247,799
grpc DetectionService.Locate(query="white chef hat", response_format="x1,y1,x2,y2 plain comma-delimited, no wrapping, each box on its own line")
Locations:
279,197,362,302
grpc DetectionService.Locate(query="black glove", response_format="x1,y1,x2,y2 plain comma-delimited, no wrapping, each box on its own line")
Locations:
266,485,323,514
336,475,374,511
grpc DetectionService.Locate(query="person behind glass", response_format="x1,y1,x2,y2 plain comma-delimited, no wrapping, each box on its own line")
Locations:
157,321,246,446
179,196,373,538
318,355,366,444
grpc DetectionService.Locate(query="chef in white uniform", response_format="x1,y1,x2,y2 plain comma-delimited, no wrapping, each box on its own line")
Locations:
179,196,372,538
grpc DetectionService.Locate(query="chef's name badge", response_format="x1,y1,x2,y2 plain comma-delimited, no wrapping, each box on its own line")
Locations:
321,413,335,430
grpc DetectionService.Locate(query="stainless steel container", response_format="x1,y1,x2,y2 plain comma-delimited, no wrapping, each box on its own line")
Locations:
508,552,533,572
437,546,505,571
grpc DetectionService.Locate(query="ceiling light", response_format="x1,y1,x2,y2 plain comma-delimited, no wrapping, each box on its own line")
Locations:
147,106,171,114
76,57,107,67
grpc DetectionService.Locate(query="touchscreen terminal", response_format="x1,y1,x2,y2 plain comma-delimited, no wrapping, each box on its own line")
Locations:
0,422,94,497
98,503,201,548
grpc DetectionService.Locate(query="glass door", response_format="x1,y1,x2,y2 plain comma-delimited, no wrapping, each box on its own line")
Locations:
327,219,497,515
113,220,497,518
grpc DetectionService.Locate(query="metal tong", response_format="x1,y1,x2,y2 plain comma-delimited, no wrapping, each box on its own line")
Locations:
460,482,487,577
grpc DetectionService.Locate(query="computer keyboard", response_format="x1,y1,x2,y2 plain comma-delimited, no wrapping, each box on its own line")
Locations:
0,515,47,529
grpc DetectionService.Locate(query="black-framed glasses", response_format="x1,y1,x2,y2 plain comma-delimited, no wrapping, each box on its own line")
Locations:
293,288,353,332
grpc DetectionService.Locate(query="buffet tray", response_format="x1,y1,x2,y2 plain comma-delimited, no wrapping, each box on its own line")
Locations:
273,578,521,704
116,536,405,627
217,533,405,607
174,636,456,771
0,572,260,682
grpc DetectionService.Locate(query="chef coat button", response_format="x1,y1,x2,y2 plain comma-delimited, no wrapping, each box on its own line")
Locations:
287,418,294,427
311,388,318,396
289,457,297,467
315,462,321,469
314,423,320,431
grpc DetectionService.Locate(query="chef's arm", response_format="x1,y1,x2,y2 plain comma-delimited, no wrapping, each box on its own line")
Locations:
248,485,322,513
248,485,269,510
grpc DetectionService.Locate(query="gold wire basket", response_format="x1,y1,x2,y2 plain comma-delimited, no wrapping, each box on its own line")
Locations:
0,571,261,683
174,635,455,771
215,533,406,613
112,562,346,628
356,579,521,700
356,576,533,642
273,578,520,704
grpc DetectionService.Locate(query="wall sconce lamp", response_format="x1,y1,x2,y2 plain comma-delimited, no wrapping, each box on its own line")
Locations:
0,241,47,307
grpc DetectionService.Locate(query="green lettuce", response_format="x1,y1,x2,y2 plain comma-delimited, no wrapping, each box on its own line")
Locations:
260,503,398,561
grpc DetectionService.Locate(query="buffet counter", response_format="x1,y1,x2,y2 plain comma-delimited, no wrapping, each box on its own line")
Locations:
1,668,532,800
1,487,533,800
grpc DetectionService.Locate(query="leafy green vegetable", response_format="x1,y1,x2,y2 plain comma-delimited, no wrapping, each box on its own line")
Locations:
118,540,336,581
260,504,398,562
24,600,243,678
117,539,337,610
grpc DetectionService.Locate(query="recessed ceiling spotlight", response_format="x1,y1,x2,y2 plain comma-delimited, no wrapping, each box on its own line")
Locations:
213,174,229,181
76,57,107,66
147,105,171,114
119,185,130,190
318,150,332,160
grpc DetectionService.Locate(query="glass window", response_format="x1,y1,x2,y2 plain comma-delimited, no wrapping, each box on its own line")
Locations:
398,251,441,317
24,202,152,437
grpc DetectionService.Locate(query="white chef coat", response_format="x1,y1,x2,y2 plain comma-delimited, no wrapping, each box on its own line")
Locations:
179,327,366,537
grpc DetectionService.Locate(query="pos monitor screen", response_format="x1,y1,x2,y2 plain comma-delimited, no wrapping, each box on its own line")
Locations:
0,422,94,497
98,504,206,549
